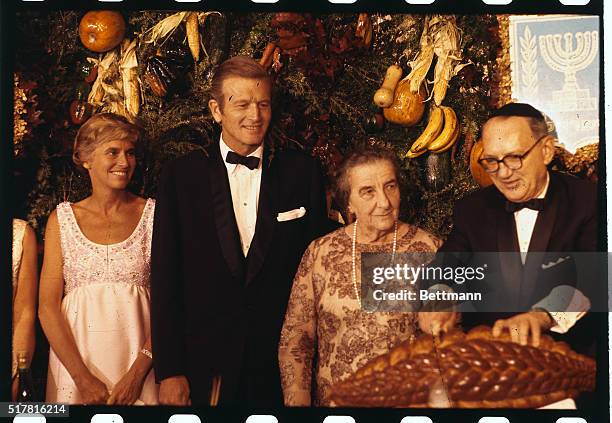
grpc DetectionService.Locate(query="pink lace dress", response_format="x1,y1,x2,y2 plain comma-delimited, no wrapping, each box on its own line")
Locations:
45,199,159,404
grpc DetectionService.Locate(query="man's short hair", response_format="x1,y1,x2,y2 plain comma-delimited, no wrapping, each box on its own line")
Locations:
486,102,549,139
209,56,271,110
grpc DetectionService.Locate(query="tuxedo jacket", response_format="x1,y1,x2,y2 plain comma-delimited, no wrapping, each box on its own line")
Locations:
438,171,599,318
150,143,326,405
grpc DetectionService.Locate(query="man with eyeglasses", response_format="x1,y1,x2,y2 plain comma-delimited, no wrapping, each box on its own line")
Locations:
427,103,598,408
424,103,597,408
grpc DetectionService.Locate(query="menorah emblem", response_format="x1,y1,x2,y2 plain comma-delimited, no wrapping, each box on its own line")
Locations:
538,30,598,112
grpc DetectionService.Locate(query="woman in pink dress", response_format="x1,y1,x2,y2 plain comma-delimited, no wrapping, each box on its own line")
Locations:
39,113,158,404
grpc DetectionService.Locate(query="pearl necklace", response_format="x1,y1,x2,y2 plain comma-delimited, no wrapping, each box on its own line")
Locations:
351,219,398,308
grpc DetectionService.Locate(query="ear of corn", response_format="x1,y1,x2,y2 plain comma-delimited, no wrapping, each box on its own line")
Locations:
119,39,140,119
88,50,119,106
197,11,223,58
404,15,471,106
406,16,435,94
429,15,469,106
143,12,188,45
186,12,200,62
407,43,435,94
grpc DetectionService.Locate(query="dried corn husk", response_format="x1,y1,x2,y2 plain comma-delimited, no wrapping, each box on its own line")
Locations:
197,11,223,58
407,44,435,93
355,13,373,48
144,12,189,45
405,16,435,94
185,12,200,61
87,50,120,107
402,15,471,104
429,15,471,105
86,57,105,104
119,39,140,119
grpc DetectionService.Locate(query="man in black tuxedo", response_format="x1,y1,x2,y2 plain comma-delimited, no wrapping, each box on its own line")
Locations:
435,103,597,350
150,56,327,406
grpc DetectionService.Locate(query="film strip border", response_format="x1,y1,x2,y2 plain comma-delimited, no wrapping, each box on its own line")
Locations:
5,408,612,423
2,0,605,13
1,1,607,423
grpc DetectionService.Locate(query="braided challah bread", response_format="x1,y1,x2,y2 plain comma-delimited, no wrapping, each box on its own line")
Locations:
330,326,595,408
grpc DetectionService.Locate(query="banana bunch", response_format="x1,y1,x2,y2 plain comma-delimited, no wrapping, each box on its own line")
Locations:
405,106,460,158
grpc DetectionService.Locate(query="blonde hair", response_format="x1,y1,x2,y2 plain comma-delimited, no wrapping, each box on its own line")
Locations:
73,113,141,170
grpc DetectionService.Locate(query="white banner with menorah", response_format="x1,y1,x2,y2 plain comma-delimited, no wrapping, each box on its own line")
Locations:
509,15,599,154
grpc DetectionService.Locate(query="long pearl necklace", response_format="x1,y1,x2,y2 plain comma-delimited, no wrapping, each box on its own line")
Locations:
351,219,398,308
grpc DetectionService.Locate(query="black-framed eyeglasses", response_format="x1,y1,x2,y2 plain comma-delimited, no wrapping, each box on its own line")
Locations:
478,134,547,173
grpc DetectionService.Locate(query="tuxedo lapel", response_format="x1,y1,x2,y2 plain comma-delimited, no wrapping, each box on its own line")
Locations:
526,174,559,254
245,148,277,285
493,193,523,308
520,174,560,306
207,144,245,282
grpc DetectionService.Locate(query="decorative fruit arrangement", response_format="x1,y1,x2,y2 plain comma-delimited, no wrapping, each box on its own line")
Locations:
428,106,459,152
382,79,426,127
354,13,373,48
405,105,460,158
185,12,200,62
69,100,92,125
407,15,470,106
144,43,190,98
68,80,92,125
119,39,140,117
469,141,493,187
79,11,126,53
373,64,403,108
259,42,280,70
82,11,209,121
371,15,470,161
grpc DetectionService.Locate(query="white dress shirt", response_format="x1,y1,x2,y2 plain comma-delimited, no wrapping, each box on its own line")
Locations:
513,173,550,263
219,136,263,256
512,172,589,334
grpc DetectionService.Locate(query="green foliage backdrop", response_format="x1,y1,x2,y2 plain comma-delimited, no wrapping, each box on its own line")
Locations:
14,11,503,238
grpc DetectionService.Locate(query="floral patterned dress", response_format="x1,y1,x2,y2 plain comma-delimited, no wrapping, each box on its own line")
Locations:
279,224,440,406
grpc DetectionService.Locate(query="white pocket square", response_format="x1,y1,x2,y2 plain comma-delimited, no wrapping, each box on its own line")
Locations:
541,255,571,270
277,207,306,222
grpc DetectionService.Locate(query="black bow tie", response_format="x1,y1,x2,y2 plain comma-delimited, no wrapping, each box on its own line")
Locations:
225,151,260,170
505,198,545,213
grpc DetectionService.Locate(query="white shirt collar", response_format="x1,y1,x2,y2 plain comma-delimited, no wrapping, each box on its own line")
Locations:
219,134,264,172
535,172,550,200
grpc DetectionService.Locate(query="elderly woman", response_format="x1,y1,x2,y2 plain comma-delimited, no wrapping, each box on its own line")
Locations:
39,113,158,404
278,147,458,406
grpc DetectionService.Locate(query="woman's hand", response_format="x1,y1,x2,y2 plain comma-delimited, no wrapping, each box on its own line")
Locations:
76,373,110,404
418,312,459,337
107,367,146,405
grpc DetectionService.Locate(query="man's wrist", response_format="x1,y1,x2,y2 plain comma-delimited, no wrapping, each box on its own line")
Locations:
532,308,554,328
